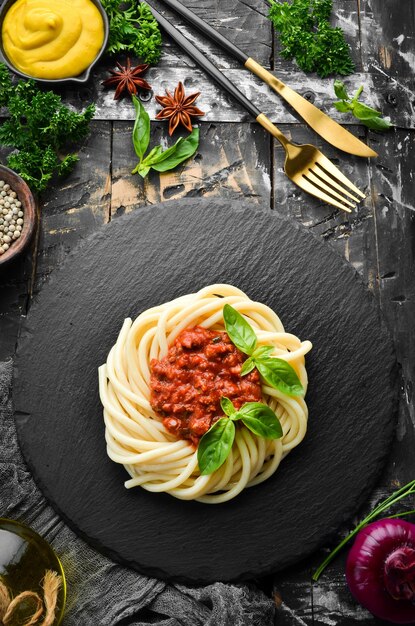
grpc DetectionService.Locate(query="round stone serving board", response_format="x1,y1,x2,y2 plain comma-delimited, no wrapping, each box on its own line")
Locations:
14,199,397,583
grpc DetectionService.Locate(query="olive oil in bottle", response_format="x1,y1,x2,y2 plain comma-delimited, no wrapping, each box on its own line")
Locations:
0,519,65,625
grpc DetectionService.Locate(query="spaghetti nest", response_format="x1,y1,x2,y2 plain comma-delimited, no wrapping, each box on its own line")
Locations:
98,284,312,504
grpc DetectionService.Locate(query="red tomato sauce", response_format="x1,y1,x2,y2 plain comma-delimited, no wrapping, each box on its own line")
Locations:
150,326,262,445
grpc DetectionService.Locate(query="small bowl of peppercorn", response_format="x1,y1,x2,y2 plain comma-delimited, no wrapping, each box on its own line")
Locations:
0,165,37,266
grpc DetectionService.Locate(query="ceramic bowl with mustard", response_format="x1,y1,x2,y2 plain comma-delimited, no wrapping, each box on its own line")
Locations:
0,0,109,84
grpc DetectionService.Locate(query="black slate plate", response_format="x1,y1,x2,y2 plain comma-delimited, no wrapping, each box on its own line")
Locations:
14,199,397,583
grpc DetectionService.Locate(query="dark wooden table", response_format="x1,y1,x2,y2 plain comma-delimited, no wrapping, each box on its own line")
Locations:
1,0,414,623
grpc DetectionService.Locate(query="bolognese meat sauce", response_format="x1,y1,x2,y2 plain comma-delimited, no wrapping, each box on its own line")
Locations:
150,326,262,445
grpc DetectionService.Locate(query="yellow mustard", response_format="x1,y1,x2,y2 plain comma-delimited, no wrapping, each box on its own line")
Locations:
2,0,105,80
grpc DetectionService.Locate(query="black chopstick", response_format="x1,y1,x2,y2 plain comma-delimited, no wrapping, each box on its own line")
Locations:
147,4,261,120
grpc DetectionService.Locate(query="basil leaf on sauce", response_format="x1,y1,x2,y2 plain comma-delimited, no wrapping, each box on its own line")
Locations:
240,357,256,376
252,345,274,359
256,358,303,396
198,418,235,475
132,95,150,161
238,402,283,439
223,304,257,356
220,396,236,416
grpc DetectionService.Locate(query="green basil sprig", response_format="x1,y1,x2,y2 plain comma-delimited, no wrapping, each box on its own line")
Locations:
223,304,303,396
131,95,199,178
197,397,283,475
333,81,391,131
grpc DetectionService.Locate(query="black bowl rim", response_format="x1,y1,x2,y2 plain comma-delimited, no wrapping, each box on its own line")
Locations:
0,0,109,84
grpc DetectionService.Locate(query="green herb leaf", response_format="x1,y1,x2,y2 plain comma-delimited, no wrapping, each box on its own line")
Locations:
238,402,283,439
333,100,351,113
241,346,274,376
334,80,349,101
151,128,199,172
198,418,235,475
220,397,236,416
132,95,150,161
101,0,162,64
332,81,391,132
352,101,382,120
142,141,181,168
256,358,303,396
252,346,275,359
361,115,392,131
142,145,164,164
240,357,256,376
0,63,94,193
268,0,354,78
135,165,151,178
223,304,257,356
132,129,200,178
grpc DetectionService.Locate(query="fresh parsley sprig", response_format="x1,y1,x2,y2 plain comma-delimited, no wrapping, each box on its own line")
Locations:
333,81,391,131
223,304,303,396
101,0,162,64
0,64,95,193
268,0,354,78
131,96,199,178
198,398,283,475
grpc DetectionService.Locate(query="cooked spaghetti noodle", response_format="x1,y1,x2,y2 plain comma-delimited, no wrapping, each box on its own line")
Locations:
98,284,312,503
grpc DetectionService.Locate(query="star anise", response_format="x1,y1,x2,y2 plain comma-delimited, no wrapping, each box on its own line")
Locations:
102,58,151,100
155,82,205,135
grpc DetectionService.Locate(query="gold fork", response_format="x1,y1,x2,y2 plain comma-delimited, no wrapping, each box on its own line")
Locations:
257,115,365,212
148,4,366,212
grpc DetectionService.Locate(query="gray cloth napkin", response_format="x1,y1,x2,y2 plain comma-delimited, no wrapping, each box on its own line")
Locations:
0,359,275,626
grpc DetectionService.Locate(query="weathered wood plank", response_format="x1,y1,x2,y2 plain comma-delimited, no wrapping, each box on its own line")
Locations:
111,121,271,214
360,0,415,78
360,0,415,130
33,121,112,291
271,123,378,293
149,0,272,68
46,0,411,127
63,66,414,129
369,128,415,427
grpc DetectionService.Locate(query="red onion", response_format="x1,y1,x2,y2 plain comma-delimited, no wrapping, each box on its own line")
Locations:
346,518,415,623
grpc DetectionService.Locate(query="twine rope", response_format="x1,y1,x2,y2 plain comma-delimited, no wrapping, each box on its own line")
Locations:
0,570,61,626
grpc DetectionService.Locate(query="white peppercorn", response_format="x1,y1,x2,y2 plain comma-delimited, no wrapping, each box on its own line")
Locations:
0,179,24,255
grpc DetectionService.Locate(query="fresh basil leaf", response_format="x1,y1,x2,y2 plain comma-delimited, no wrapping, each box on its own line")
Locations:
144,140,183,168
198,418,235,475
352,101,382,120
223,304,257,356
151,128,199,172
333,100,351,113
252,345,275,359
220,397,236,416
238,402,283,439
136,165,150,178
241,347,274,375
351,85,364,102
334,80,349,101
361,115,391,131
132,95,150,161
144,145,163,162
240,357,256,376
256,358,303,396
